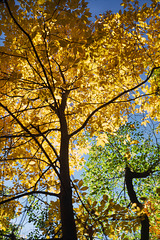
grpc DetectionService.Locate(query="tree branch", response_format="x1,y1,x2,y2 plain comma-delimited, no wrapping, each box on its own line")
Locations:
52,58,66,84
0,190,59,205
125,166,141,206
31,124,59,159
0,51,27,59
0,102,61,180
0,129,60,139
4,0,58,107
69,66,160,138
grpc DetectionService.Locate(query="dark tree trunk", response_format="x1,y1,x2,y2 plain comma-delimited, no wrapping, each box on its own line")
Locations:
141,214,149,240
125,166,150,240
59,94,77,240
59,133,77,240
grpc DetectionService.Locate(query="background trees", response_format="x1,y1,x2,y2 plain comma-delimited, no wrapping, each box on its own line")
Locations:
82,120,160,239
0,0,160,239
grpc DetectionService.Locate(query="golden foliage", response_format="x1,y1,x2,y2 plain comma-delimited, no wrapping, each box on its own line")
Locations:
0,0,159,238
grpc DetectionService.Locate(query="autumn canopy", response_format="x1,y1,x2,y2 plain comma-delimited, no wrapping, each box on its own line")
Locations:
0,0,160,239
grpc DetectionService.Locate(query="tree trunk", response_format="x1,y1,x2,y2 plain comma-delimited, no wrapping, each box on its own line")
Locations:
59,109,77,240
125,166,149,240
141,214,149,240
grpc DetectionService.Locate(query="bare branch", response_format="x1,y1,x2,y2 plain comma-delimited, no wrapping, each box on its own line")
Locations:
31,124,59,159
0,128,60,139
0,190,59,205
0,51,27,59
52,58,66,84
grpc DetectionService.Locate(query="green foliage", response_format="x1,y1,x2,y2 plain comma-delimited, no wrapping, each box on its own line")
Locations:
82,121,160,238
26,196,61,239
83,122,159,200
0,223,21,240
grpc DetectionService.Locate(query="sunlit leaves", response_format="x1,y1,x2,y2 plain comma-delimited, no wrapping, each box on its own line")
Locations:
74,186,141,239
0,0,160,238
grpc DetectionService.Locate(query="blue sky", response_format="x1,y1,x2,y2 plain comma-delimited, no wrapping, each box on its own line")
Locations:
87,0,123,18
87,0,152,20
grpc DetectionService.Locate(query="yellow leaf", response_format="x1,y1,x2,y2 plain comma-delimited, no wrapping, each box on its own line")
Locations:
78,180,83,188
96,139,105,147
130,140,139,144
37,0,45,4
29,161,36,165
131,203,137,208
80,186,88,191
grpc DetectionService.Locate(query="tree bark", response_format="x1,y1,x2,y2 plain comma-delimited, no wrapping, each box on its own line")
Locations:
125,166,149,240
59,133,77,240
59,93,77,240
141,214,149,240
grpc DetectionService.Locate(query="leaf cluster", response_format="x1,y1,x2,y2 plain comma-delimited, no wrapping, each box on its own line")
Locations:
82,121,160,238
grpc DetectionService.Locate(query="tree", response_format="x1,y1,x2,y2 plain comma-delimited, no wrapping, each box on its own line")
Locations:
82,121,160,239
0,0,159,239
